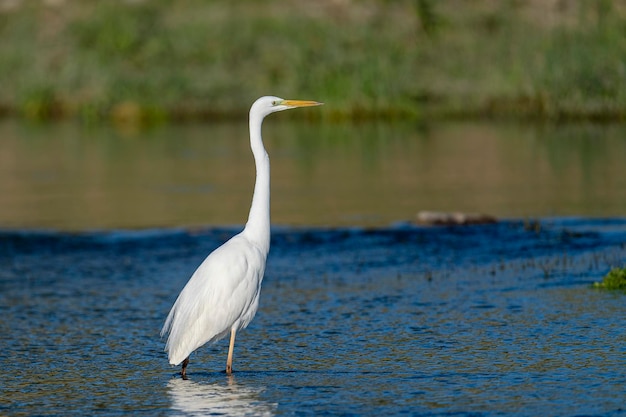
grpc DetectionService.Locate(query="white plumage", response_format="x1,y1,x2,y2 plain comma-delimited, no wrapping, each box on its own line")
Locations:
161,96,322,377
162,235,266,365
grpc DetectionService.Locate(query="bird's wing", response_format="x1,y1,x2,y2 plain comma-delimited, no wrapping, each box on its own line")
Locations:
162,235,266,365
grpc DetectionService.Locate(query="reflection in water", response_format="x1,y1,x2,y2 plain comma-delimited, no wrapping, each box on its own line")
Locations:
167,377,277,417
0,120,625,229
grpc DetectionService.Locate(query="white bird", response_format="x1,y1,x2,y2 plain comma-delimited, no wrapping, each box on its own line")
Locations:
161,96,322,377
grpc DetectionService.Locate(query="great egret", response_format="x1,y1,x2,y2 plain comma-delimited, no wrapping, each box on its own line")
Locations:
161,96,322,377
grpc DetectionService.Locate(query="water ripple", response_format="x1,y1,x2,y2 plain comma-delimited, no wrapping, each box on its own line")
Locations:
1,219,625,416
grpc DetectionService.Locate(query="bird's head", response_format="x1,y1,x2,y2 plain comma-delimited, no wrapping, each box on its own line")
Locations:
251,96,323,118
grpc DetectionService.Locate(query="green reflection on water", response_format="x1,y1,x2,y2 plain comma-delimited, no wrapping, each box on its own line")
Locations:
0,120,624,230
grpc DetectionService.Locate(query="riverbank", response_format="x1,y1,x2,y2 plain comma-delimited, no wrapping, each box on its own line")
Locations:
1,0,626,123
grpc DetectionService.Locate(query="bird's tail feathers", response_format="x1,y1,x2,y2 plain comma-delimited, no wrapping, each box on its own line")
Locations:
161,312,173,338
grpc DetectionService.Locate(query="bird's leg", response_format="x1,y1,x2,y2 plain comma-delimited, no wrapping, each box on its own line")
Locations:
226,328,236,375
181,357,189,379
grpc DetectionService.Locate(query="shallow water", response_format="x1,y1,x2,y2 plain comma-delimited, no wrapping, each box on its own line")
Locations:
1,219,625,416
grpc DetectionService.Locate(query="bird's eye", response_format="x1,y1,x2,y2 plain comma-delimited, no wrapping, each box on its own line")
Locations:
272,100,278,106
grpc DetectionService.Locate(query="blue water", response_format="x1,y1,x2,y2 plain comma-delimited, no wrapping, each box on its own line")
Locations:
1,219,625,416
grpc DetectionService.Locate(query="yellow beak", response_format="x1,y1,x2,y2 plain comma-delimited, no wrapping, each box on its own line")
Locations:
281,99,324,107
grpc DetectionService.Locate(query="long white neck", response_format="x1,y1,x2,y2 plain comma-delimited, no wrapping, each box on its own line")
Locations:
242,110,271,254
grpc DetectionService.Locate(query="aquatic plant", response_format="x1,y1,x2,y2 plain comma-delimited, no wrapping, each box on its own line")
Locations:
593,267,626,291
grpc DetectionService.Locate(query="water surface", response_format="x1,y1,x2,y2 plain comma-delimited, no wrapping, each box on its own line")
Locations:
1,120,625,229
1,219,625,415
1,120,625,415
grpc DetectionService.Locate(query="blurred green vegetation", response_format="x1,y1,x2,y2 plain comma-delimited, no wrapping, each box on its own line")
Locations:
593,267,626,291
1,0,626,122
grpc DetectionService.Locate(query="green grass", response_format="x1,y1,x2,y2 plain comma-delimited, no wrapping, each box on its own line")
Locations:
1,0,626,122
593,267,626,291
